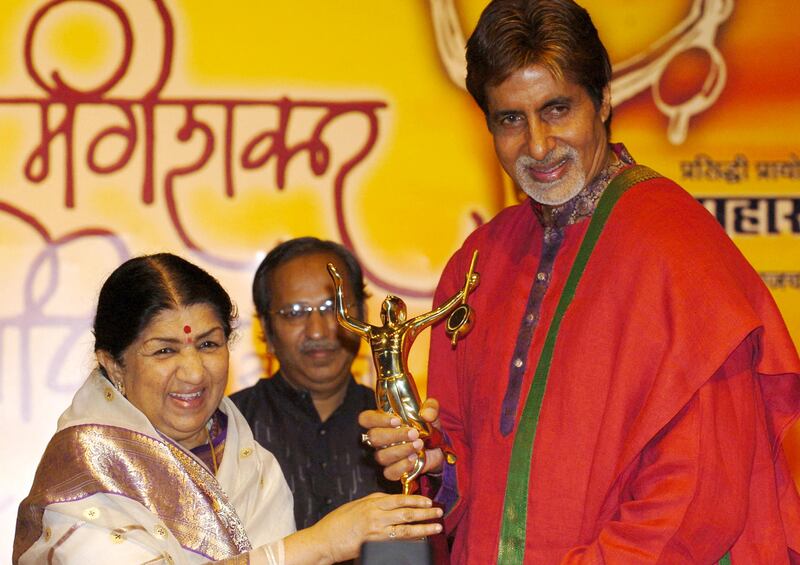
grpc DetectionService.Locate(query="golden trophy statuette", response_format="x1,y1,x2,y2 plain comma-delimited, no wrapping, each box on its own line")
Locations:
327,251,479,494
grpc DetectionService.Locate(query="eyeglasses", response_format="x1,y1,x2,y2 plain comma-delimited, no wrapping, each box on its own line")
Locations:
270,298,336,323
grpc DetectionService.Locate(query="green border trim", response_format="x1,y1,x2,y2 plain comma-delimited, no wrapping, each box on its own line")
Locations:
497,165,661,563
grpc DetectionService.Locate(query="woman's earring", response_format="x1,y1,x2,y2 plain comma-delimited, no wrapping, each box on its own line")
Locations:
114,380,126,397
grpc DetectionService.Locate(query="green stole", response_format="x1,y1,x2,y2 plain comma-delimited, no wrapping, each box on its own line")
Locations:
495,165,733,564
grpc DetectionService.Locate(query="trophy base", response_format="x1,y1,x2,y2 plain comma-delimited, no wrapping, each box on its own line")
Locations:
357,539,432,565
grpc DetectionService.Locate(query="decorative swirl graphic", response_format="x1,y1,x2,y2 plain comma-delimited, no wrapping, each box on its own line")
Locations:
427,0,734,144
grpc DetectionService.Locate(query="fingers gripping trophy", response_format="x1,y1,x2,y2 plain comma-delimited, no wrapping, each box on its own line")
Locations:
327,251,479,495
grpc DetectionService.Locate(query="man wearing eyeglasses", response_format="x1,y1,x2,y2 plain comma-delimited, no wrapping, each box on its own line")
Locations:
230,237,397,530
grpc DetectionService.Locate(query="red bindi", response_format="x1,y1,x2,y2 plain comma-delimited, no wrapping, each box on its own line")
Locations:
183,325,191,334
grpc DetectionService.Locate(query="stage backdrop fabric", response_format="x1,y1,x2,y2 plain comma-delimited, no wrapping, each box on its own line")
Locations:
1,0,798,559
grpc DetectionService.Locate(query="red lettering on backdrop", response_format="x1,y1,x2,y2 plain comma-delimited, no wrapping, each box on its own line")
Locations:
0,0,439,296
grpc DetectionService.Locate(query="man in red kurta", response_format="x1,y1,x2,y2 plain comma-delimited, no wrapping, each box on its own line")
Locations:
360,0,800,563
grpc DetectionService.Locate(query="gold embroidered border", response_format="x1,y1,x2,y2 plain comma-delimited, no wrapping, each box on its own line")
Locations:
15,424,251,561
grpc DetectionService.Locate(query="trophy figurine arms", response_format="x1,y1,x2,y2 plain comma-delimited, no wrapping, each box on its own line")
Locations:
327,263,371,337
405,271,479,334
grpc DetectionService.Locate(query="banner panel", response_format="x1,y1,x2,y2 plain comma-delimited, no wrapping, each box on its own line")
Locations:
1,0,797,557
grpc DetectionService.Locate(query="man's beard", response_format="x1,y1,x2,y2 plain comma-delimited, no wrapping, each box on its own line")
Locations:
514,146,586,206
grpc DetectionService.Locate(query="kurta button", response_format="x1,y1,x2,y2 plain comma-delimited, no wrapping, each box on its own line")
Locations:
153,525,168,539
104,388,114,401
319,429,327,436
111,531,124,544
536,272,547,282
43,528,52,542
513,358,523,368
526,313,535,323
240,447,253,458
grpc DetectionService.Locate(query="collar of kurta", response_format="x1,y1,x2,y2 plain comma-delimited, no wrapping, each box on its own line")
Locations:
530,143,636,229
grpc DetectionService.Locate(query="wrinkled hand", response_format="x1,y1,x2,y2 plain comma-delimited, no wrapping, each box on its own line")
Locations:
359,398,445,482
311,493,443,563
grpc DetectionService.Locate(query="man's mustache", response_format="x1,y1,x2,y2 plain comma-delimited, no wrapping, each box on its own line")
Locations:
300,339,339,353
518,148,574,169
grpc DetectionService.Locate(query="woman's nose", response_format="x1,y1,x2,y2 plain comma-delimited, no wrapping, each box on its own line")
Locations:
177,349,204,382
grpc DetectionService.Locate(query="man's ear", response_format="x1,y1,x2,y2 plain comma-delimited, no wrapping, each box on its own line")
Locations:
600,85,611,123
96,350,124,384
348,298,367,321
259,316,273,350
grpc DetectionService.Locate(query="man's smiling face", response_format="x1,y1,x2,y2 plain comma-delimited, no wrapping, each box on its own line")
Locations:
486,64,611,206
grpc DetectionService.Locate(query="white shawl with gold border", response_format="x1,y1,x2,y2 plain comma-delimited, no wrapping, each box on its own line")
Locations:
15,371,295,564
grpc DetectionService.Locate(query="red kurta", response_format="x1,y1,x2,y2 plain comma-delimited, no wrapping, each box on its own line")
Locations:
429,175,800,563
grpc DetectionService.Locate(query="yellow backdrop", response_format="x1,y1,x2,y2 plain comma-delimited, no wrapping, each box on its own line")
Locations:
1,0,798,557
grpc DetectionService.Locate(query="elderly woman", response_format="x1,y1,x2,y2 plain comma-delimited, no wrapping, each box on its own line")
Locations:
13,254,441,564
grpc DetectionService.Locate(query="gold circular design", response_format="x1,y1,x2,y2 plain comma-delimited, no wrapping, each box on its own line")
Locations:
111,531,124,544
153,525,168,539
82,507,100,520
104,389,114,401
43,527,52,542
240,447,253,458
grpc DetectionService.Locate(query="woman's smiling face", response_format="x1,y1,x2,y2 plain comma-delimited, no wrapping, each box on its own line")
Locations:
105,303,229,449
